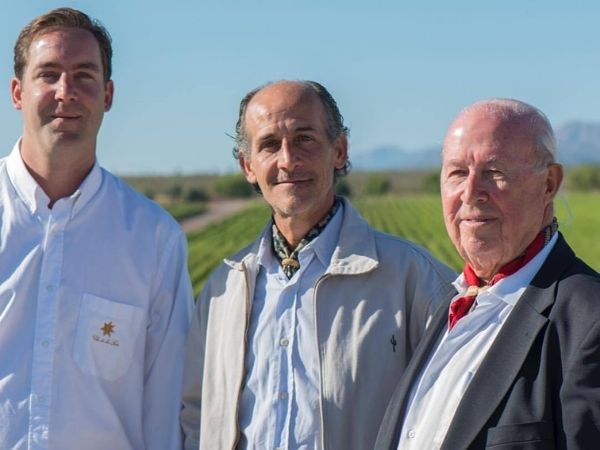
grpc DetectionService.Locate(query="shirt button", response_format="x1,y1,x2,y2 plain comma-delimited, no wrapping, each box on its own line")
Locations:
45,285,55,293
41,340,49,348
279,391,288,400
279,337,289,347
407,429,416,439
37,395,46,404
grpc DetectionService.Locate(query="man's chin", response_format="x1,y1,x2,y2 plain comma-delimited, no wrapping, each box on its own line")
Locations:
48,129,84,143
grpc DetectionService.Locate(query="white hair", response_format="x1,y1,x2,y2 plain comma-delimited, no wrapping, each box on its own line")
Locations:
460,98,557,168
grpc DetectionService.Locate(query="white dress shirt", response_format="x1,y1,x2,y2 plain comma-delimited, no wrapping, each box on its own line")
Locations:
397,233,558,450
238,203,343,450
0,142,193,450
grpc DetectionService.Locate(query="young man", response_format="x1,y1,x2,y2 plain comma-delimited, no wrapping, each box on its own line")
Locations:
1,8,193,449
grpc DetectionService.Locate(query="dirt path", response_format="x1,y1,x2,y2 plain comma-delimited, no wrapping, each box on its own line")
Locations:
181,199,251,233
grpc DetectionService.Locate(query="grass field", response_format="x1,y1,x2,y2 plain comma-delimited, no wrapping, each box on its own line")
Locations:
187,192,600,297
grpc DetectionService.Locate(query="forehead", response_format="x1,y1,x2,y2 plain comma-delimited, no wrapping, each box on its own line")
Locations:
245,84,327,136
442,109,537,165
27,27,102,68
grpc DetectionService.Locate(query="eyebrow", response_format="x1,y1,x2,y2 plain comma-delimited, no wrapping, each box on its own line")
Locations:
35,61,102,72
295,126,317,133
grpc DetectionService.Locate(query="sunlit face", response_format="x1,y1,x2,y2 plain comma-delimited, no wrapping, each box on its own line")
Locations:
11,27,113,158
440,107,562,280
240,82,347,224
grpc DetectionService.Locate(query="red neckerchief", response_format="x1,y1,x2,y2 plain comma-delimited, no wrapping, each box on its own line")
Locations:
448,229,548,330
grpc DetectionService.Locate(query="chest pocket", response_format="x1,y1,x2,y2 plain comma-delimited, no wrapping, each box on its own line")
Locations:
73,293,145,381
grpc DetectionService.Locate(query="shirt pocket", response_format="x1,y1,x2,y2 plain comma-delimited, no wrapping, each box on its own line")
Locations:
73,293,146,381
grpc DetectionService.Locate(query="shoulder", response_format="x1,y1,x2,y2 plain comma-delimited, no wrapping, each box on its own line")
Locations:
100,169,182,235
201,232,262,292
554,258,600,317
371,227,456,282
542,246,600,362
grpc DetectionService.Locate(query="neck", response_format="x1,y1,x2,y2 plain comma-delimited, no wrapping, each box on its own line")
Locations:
470,218,557,283
273,216,315,248
20,137,95,207
273,196,337,248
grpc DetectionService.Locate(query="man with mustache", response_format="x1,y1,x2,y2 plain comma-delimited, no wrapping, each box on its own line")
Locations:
181,80,455,449
0,8,193,449
375,99,600,450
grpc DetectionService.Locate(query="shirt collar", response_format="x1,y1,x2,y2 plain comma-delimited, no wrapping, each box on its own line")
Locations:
256,201,344,272
452,232,559,307
6,139,103,217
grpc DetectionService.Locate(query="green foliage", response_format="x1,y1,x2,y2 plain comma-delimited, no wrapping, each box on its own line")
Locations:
421,170,440,194
214,174,255,198
187,202,270,297
353,195,463,270
186,193,600,296
143,189,156,200
335,179,352,197
554,192,600,267
364,174,391,195
185,187,209,202
166,184,183,201
166,202,207,222
568,165,600,191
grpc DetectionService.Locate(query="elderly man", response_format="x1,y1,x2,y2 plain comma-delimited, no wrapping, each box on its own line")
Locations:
1,8,193,449
376,99,600,450
181,80,455,450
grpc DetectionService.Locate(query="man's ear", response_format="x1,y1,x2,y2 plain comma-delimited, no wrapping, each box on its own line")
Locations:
239,152,257,184
545,163,563,201
333,133,348,170
11,77,23,110
104,80,114,111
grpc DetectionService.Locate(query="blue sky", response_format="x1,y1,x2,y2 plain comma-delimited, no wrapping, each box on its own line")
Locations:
1,1,598,174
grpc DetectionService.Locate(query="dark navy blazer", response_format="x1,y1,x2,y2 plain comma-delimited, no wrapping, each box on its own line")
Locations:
375,234,600,450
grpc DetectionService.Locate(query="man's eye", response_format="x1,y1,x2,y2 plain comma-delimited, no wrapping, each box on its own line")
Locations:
259,140,279,151
447,169,467,178
39,72,59,80
75,72,94,80
297,135,314,143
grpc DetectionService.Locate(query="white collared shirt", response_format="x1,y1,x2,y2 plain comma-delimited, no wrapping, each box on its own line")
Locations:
397,233,558,450
238,203,343,450
0,142,193,450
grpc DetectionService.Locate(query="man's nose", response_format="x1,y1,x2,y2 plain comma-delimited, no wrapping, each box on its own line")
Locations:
277,139,300,171
461,172,488,205
55,73,77,102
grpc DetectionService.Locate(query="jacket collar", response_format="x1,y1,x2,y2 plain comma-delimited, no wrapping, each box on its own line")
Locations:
224,197,379,276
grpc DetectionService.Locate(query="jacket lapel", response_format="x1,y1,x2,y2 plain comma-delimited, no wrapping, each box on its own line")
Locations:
375,284,457,450
441,234,574,450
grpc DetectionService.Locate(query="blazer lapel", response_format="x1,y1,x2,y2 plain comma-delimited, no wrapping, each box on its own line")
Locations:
375,284,457,450
441,235,574,450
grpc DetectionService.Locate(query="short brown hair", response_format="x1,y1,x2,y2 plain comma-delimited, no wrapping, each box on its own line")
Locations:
14,7,113,81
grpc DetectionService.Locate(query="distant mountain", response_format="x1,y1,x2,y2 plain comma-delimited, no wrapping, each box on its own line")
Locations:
555,122,600,166
351,145,442,171
352,122,600,171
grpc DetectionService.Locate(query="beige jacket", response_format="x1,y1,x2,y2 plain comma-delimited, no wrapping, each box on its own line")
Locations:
181,199,456,450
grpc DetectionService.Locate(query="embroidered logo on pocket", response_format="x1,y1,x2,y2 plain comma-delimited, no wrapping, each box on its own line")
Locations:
74,294,144,380
92,321,120,347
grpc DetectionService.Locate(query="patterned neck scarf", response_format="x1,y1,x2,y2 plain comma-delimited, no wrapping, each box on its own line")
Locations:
272,199,341,279
448,217,559,330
